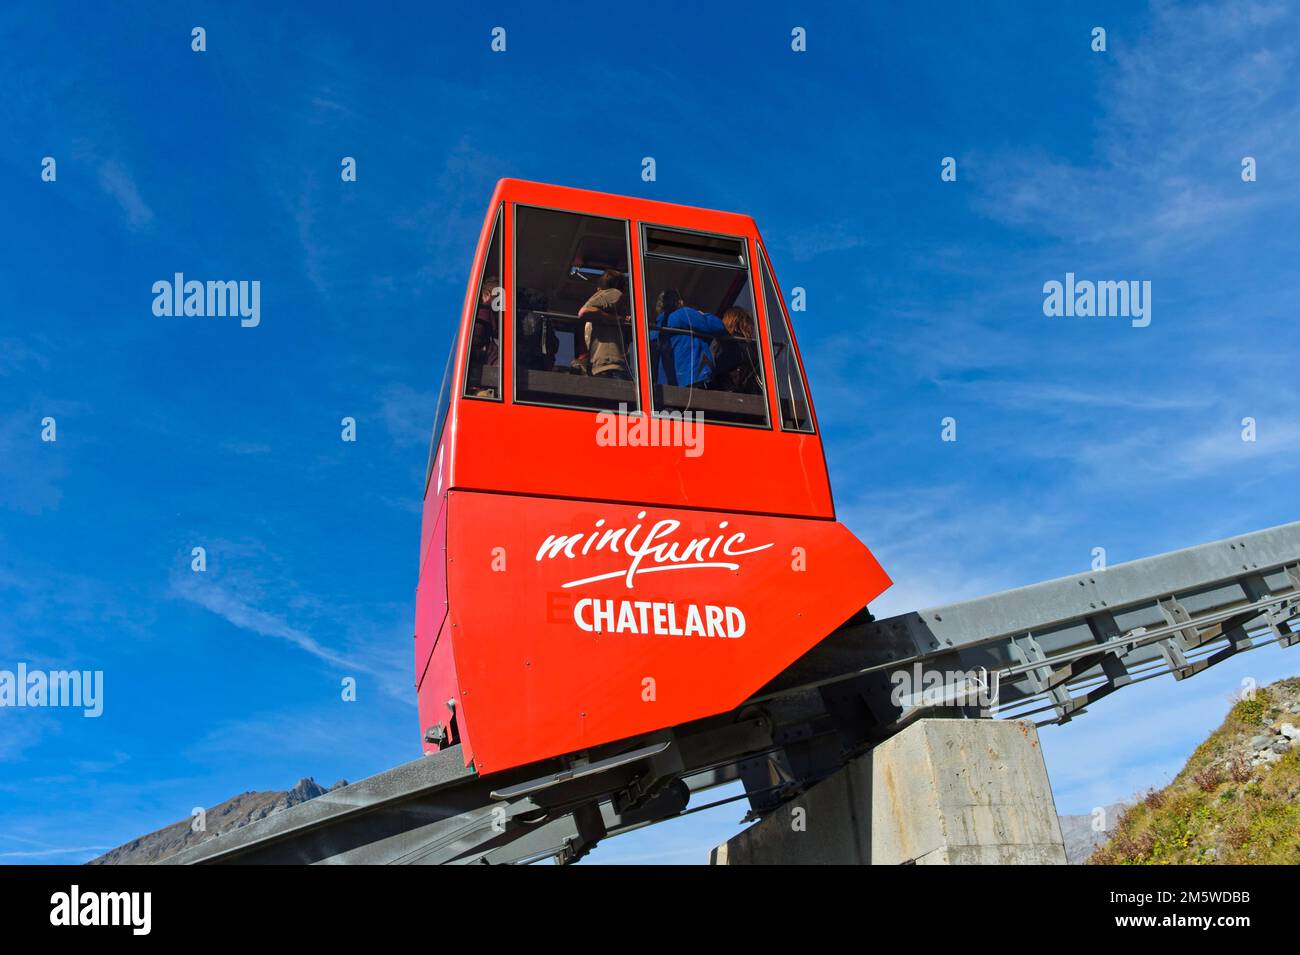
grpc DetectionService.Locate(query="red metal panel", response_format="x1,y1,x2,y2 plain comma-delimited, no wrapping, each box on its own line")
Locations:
452,399,833,519
437,490,890,774
497,179,759,243
414,489,449,685
419,431,450,569
417,620,469,764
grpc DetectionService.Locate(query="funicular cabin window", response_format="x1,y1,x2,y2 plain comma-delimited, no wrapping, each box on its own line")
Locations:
641,226,769,428
760,250,815,433
425,338,458,492
513,206,638,413
463,207,504,400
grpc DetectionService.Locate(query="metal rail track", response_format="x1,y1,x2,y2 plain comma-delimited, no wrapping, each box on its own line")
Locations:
168,521,1300,865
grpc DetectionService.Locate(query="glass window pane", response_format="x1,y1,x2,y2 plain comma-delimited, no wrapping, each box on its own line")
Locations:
463,208,503,400
425,338,458,490
643,227,768,428
761,252,814,433
643,227,746,266
514,206,638,413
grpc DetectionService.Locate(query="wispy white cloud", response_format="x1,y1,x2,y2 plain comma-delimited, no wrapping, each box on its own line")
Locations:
165,540,413,703
77,750,131,774
0,338,49,378
778,220,868,262
1039,415,1300,487
836,482,1076,617
0,845,112,859
972,1,1300,253
392,138,509,286
0,400,85,516
945,380,1214,414
378,383,435,448
0,719,53,763
186,704,417,766
170,572,365,673
97,159,153,231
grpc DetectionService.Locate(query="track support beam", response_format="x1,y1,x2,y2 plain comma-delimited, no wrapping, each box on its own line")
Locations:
711,718,1067,865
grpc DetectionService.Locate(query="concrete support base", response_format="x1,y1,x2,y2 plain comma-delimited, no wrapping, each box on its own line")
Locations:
710,719,1067,865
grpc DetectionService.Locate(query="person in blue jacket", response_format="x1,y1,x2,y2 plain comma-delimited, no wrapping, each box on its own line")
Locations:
650,289,728,387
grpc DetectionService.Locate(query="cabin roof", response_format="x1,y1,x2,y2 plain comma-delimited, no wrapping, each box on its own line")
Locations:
493,178,760,236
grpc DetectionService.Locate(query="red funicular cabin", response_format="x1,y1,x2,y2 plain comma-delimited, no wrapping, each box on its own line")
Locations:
416,179,890,775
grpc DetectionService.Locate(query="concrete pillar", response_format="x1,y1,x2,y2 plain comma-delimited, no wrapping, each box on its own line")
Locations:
710,719,1067,865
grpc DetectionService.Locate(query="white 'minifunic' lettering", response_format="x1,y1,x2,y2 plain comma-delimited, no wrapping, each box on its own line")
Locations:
535,512,773,589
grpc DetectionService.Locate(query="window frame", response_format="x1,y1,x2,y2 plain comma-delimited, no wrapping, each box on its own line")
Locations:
461,204,505,404
758,245,817,435
424,335,460,495
511,202,642,417
639,221,772,431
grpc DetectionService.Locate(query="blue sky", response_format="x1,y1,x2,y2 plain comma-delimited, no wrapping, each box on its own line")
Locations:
2,0,1298,864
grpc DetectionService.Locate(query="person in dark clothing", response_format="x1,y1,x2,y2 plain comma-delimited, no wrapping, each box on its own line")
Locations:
467,275,501,396
516,288,558,371
709,306,760,394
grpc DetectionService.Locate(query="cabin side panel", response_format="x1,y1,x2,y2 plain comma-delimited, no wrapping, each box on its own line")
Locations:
442,489,891,775
414,488,449,683
454,400,832,517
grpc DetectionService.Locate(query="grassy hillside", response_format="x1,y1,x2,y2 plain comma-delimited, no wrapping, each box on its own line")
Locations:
1090,678,1300,864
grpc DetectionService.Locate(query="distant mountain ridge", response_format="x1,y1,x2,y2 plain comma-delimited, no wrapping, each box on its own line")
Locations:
1058,802,1127,864
91,777,346,865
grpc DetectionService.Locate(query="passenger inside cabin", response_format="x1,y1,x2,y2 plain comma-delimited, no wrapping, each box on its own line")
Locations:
710,306,760,394
572,270,632,379
651,289,727,388
467,275,501,396
516,288,558,372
